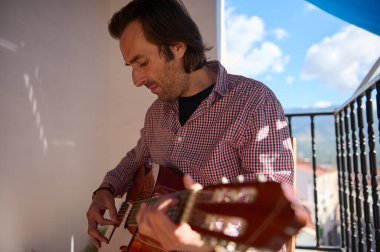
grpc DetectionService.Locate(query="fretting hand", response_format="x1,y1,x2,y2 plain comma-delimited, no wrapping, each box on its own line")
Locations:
130,175,213,252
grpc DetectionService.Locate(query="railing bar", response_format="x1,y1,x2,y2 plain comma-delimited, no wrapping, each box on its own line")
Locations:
349,102,365,252
335,115,346,248
335,74,380,113
295,245,344,251
365,90,380,250
286,112,334,117
344,106,357,252
310,115,321,246
377,81,380,142
355,56,380,93
338,111,351,250
287,115,293,139
376,79,380,252
376,81,380,252
357,96,373,251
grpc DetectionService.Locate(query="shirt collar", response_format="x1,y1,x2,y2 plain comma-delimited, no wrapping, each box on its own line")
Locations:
205,60,230,105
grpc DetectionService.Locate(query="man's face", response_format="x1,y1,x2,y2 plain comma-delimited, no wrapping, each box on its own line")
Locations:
119,21,189,101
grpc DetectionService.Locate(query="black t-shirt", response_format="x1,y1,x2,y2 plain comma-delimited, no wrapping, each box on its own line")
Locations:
178,84,214,126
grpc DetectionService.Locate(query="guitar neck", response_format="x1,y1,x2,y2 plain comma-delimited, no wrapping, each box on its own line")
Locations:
125,190,192,226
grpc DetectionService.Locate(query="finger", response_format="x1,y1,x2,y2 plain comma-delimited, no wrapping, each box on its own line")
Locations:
157,197,178,211
106,200,120,222
136,200,173,240
144,210,178,248
120,245,129,251
94,212,119,226
90,204,120,226
88,222,109,246
183,174,203,191
88,234,101,249
136,202,147,225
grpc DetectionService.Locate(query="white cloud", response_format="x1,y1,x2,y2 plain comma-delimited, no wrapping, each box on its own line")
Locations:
301,25,380,93
225,9,264,55
285,76,295,85
223,8,289,78
314,100,332,108
273,28,289,40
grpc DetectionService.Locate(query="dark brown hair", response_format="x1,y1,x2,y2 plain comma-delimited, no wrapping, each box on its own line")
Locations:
108,0,210,73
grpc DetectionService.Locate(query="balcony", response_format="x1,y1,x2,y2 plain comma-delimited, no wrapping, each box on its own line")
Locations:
286,58,380,251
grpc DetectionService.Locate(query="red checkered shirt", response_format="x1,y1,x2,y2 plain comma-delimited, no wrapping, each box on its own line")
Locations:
104,60,294,196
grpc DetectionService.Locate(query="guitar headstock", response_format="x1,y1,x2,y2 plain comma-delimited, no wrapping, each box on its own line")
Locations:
183,181,308,251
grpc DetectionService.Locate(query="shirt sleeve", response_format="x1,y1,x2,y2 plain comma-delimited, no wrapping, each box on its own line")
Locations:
240,89,294,186
102,128,151,197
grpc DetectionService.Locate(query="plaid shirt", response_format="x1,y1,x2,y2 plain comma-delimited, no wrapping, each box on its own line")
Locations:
104,60,293,196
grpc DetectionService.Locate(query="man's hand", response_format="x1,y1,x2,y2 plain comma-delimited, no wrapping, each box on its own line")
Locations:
134,174,213,252
86,186,120,249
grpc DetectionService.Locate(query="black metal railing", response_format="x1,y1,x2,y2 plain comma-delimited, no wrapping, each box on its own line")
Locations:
334,73,380,252
285,71,380,251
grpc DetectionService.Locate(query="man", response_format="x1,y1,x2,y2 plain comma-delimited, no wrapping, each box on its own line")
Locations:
87,0,294,251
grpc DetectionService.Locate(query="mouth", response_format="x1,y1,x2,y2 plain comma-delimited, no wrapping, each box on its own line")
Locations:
146,83,159,94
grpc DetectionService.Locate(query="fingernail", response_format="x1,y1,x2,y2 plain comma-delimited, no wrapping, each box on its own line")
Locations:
185,174,193,182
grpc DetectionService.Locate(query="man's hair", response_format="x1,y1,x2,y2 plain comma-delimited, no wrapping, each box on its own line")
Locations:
108,0,210,73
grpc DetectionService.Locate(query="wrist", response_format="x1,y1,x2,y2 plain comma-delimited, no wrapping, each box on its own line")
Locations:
92,184,115,199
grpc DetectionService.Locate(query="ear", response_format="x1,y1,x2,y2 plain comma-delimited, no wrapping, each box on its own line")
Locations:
170,42,186,59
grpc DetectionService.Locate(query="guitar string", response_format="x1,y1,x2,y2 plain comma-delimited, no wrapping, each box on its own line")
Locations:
124,190,192,225
122,189,221,226
123,189,235,224
116,189,251,227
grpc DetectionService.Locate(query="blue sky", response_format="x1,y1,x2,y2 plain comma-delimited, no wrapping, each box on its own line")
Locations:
221,0,380,109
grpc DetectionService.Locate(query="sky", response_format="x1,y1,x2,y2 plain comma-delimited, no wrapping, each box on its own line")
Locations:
221,0,380,110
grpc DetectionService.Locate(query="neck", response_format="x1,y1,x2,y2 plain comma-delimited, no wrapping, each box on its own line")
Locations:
180,65,217,97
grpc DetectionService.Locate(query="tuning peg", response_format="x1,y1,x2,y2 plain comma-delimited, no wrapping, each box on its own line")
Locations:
237,175,244,183
220,176,229,184
257,174,268,182
214,245,227,252
207,237,218,247
226,241,237,252
215,240,229,251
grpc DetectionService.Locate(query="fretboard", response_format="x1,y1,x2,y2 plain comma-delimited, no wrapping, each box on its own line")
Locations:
125,190,192,226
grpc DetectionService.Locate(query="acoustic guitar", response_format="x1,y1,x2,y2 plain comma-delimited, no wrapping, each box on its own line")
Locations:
99,166,308,251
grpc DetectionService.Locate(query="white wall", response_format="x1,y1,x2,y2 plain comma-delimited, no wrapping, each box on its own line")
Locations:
0,0,218,251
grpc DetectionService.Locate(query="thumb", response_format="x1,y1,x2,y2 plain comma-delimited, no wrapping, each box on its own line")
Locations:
107,200,119,222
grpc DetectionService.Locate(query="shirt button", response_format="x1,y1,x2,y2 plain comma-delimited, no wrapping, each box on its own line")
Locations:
177,137,183,142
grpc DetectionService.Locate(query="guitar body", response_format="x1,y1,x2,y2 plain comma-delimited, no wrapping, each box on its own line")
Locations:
99,165,185,252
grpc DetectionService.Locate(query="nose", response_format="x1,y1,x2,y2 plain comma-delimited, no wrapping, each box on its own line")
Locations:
132,68,147,87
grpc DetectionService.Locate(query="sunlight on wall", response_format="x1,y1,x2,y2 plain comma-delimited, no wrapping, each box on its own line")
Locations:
71,235,74,252
23,72,48,154
0,37,19,52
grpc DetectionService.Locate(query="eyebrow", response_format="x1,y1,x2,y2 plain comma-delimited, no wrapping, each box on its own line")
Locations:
124,54,143,66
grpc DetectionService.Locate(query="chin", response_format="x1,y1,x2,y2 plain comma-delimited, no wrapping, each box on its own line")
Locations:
158,95,176,102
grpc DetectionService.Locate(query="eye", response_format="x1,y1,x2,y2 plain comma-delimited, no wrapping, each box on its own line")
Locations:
139,60,148,67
